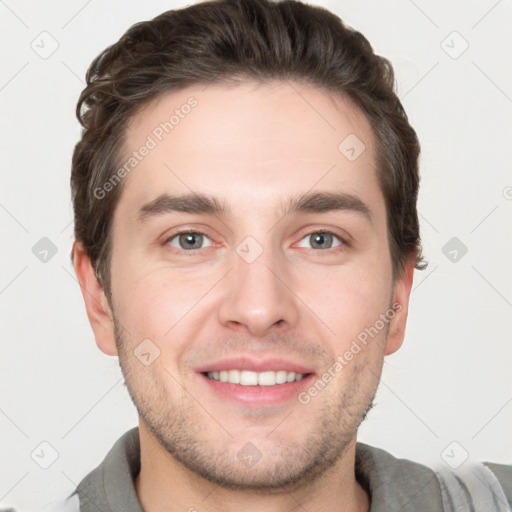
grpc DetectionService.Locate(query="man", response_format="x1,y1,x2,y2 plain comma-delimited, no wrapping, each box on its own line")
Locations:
52,0,512,510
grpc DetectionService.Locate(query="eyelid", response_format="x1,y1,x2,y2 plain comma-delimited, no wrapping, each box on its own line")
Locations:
295,225,351,246
163,228,215,249
294,232,348,253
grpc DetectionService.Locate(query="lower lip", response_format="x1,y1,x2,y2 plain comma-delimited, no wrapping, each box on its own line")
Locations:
198,372,315,406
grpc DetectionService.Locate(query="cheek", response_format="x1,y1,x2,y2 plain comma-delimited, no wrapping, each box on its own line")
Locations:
111,262,218,364
118,278,184,336
301,263,391,341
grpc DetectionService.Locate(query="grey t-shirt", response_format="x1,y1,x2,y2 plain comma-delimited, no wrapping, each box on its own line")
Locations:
30,427,512,511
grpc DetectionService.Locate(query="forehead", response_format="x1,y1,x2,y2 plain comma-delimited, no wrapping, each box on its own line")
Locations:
116,80,383,222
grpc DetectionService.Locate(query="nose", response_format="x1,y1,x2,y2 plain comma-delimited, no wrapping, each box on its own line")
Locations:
217,240,300,337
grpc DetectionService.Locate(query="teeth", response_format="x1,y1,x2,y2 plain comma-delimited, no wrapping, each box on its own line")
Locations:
206,370,306,386
275,370,288,384
228,369,240,384
240,370,258,385
257,371,275,386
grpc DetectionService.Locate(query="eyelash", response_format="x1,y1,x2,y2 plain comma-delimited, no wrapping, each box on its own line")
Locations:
163,228,349,254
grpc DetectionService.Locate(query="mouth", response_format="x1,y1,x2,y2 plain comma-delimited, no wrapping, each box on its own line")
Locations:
202,369,309,386
198,369,315,406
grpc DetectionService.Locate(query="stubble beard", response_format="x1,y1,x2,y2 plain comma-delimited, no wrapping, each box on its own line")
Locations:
113,316,383,494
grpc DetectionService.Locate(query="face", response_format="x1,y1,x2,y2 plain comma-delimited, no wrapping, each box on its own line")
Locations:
78,80,413,492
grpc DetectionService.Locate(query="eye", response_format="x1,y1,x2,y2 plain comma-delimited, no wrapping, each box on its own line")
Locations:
163,229,346,253
296,231,345,250
165,231,213,251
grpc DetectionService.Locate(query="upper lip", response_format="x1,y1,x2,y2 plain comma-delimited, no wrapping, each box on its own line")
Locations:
196,356,315,375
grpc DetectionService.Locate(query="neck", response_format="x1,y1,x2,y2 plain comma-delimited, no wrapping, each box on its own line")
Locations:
134,420,369,512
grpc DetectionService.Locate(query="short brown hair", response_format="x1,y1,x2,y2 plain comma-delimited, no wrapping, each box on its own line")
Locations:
71,0,427,302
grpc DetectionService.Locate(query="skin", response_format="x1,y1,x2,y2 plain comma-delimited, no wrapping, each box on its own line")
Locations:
73,80,415,512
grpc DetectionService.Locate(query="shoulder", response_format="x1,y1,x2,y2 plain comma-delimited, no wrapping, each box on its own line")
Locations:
356,442,512,511
484,461,512,506
355,442,444,510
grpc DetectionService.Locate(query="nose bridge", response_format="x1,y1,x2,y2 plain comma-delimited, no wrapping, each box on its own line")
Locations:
217,233,299,336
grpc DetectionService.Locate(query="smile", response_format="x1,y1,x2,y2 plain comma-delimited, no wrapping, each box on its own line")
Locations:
204,370,307,386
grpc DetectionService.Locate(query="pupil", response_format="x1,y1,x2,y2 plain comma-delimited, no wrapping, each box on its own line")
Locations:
180,233,202,249
313,233,331,249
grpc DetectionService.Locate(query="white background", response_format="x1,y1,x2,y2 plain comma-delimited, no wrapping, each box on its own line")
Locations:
1,0,511,510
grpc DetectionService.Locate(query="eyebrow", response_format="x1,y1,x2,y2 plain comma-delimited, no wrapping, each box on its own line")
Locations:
136,191,373,224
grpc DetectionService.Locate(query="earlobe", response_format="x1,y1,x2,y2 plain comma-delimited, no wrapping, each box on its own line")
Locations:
384,259,415,356
72,241,118,356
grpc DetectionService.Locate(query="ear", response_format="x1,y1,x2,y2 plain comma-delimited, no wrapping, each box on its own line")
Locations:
72,240,118,356
384,259,416,356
